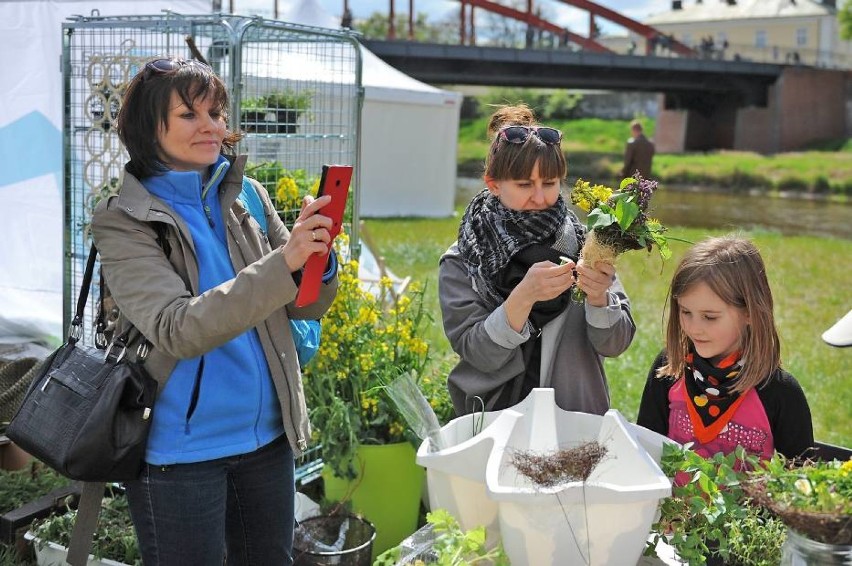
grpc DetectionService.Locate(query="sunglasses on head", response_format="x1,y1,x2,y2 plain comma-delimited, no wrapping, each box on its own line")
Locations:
144,58,208,76
497,125,562,146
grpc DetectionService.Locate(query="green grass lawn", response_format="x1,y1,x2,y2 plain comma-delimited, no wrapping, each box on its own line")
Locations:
362,217,852,449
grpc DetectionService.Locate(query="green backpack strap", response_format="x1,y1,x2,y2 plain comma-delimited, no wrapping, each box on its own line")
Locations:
239,177,268,236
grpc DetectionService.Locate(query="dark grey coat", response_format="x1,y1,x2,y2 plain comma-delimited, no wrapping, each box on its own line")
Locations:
439,243,635,416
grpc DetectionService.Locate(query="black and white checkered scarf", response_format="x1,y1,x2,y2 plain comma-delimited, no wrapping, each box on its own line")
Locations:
457,189,585,309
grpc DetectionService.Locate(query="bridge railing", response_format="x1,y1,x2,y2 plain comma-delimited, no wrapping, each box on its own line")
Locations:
373,28,850,70
641,39,849,69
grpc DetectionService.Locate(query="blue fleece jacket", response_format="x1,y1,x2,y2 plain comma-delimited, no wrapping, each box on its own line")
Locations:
141,156,284,465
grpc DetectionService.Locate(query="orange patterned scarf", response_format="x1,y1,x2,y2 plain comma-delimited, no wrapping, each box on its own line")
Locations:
683,348,746,444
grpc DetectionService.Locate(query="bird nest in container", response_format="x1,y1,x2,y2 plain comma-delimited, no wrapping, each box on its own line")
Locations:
511,441,608,488
741,477,852,546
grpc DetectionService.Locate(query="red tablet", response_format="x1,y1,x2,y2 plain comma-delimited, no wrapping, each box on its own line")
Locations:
294,164,353,308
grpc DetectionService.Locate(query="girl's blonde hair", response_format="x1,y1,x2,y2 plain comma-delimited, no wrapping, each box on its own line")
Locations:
660,236,780,394
484,104,567,182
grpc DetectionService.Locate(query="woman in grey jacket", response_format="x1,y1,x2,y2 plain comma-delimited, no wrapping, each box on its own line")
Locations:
91,58,338,565
439,104,635,416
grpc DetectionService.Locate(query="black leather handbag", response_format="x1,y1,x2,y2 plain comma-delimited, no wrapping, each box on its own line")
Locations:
6,244,157,482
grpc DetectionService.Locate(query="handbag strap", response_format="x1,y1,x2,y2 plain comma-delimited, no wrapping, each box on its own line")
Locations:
64,247,148,565
77,243,147,358
68,244,99,345
66,481,105,566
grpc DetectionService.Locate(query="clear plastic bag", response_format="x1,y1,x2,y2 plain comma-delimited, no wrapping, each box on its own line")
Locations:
394,523,440,565
385,372,443,452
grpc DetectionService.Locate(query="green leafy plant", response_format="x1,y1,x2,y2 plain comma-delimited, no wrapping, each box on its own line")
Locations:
0,464,71,515
743,454,852,545
31,490,139,565
570,173,673,302
244,163,322,227
725,503,787,566
302,233,441,479
646,443,785,566
242,89,313,113
374,509,509,566
241,89,313,135
0,543,20,566
245,160,285,189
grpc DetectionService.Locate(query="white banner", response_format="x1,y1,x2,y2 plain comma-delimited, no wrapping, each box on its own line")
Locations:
0,0,210,346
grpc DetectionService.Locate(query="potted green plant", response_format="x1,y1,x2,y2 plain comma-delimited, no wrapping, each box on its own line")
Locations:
241,89,312,134
301,233,452,555
0,463,75,562
374,509,509,566
743,454,852,563
26,490,139,566
646,443,787,566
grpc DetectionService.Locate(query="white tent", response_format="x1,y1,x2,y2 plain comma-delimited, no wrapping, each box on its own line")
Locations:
0,0,210,347
282,0,462,219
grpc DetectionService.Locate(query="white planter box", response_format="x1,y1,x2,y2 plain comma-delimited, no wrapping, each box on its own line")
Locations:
24,532,131,566
417,388,673,566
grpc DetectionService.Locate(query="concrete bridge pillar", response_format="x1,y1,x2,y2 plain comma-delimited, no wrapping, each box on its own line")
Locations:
656,67,849,154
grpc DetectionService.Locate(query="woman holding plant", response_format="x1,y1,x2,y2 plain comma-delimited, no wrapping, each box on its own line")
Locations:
439,104,635,415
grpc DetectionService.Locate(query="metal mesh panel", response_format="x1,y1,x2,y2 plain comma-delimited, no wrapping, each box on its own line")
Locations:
62,14,362,344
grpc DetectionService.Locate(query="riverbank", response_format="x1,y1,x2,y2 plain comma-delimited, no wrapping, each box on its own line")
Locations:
455,175,852,239
457,117,852,196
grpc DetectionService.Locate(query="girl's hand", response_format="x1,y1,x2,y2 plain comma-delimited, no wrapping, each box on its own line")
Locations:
575,259,615,307
282,194,333,272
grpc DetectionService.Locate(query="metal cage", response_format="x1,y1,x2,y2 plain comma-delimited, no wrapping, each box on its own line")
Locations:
61,13,363,341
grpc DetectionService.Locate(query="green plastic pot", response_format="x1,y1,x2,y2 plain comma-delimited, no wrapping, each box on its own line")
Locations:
321,442,424,557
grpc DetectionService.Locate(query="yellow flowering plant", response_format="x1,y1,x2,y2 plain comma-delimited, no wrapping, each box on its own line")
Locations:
275,169,320,211
275,168,321,227
245,161,321,227
302,234,436,479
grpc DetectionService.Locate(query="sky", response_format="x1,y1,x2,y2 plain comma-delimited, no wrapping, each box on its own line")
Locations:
235,0,674,36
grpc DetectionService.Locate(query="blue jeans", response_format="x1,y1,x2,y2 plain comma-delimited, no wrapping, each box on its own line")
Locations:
125,434,295,566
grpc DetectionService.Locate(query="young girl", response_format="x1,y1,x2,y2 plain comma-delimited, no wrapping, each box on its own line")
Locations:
439,104,635,415
637,236,813,460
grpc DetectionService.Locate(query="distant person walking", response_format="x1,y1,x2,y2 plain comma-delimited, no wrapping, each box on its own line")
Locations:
621,120,655,179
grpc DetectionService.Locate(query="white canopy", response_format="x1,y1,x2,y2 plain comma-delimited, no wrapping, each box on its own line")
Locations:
283,0,462,218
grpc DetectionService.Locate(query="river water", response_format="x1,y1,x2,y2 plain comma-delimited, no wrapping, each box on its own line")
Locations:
456,179,852,240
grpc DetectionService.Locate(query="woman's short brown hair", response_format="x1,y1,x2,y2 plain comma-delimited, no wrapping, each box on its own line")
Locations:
483,104,567,182
117,57,242,179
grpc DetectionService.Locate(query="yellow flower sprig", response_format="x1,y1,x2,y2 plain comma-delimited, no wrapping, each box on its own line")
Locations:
274,169,320,211
570,179,613,213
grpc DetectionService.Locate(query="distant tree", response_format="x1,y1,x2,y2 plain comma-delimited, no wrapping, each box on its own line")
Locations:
355,11,456,42
473,87,583,120
478,0,557,48
356,12,396,39
840,0,852,40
